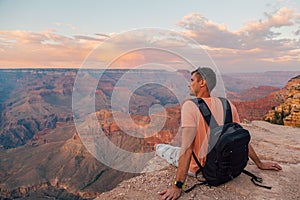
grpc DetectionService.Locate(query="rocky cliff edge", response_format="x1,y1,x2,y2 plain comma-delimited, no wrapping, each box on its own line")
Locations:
96,121,300,200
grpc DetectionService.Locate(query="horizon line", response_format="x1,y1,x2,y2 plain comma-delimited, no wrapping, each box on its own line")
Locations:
0,67,300,74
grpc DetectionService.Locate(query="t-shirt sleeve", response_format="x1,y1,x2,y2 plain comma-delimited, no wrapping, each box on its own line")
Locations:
181,101,198,127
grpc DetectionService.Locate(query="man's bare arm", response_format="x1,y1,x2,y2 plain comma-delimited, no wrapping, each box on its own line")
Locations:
248,143,282,171
159,127,196,200
175,127,196,182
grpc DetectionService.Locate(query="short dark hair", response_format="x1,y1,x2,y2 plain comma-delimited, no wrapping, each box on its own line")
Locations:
191,67,216,92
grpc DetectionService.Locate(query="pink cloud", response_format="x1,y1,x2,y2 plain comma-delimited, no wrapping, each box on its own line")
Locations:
112,52,146,69
266,7,296,27
239,7,297,40
178,13,241,49
0,30,103,68
177,7,300,72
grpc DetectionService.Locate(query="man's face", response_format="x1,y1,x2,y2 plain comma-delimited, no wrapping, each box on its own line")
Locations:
189,73,202,96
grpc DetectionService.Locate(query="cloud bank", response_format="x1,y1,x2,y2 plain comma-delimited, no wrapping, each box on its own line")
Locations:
0,7,299,72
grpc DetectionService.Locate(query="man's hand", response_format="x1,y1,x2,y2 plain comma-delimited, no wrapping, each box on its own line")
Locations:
257,161,282,171
248,144,282,171
159,187,181,200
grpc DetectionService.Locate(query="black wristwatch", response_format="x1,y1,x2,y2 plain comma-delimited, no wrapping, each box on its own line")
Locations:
174,180,185,189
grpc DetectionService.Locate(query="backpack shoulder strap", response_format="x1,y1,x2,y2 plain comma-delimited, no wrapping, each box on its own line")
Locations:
190,98,218,177
218,97,233,124
190,98,219,128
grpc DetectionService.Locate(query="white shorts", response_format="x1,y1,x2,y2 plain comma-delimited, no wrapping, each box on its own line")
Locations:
155,144,196,177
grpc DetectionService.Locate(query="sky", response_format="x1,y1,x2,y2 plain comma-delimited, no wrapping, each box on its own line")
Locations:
0,0,299,72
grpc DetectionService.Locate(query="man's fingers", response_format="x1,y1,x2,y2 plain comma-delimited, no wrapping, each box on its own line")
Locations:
270,162,282,171
275,163,282,170
264,163,281,171
259,162,282,171
159,190,167,195
159,188,181,200
160,192,169,200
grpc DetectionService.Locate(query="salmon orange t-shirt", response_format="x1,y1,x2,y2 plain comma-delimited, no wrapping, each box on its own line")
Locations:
181,97,240,174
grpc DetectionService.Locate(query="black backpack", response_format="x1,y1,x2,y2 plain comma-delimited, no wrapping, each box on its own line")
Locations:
185,97,271,193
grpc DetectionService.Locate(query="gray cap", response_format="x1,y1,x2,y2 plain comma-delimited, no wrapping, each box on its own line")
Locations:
196,67,217,92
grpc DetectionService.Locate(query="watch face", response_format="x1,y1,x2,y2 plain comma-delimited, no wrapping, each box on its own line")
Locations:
175,181,183,188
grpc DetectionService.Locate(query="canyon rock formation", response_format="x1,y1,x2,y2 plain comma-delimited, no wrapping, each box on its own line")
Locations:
265,75,300,127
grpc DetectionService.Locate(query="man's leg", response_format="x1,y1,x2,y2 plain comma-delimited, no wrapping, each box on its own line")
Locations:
156,144,196,177
155,144,181,167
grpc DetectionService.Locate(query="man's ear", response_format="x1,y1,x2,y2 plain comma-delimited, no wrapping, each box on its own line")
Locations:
199,79,206,87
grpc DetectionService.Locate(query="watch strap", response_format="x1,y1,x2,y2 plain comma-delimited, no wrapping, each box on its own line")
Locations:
174,181,186,189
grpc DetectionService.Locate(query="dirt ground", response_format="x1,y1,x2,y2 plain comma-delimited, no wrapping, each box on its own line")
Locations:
96,121,300,200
